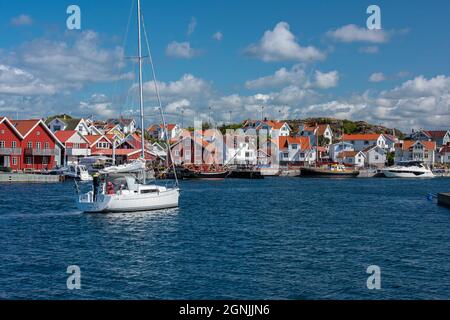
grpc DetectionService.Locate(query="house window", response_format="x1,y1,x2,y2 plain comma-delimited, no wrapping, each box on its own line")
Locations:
292,144,298,150
375,155,379,160
54,126,61,131
12,157,17,165
300,153,305,158
424,153,429,159
36,142,41,150
283,152,289,158
0,141,4,148
174,150,180,156
184,139,190,147
245,152,251,158
26,157,32,165
364,141,369,145
36,131,40,136
73,143,80,149
79,126,84,132
27,142,33,149
11,141,17,148
43,157,48,165
44,142,49,149
185,150,191,158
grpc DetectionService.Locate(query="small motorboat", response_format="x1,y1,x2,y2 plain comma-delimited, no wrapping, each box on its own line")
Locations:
63,164,93,181
381,161,435,178
300,164,359,178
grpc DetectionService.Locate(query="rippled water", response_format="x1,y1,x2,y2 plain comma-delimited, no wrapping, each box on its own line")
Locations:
0,178,449,300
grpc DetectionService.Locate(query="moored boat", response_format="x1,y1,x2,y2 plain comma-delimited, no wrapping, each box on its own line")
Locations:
381,161,435,178
300,164,359,178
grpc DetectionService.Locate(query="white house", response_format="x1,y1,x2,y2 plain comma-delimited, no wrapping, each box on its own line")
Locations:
342,134,387,151
106,118,137,135
276,136,315,164
363,145,387,168
439,145,450,164
382,134,399,152
337,151,366,167
147,124,182,141
410,129,450,147
54,130,91,165
299,124,333,146
47,117,91,136
329,142,354,162
224,131,258,165
243,120,291,139
394,140,436,165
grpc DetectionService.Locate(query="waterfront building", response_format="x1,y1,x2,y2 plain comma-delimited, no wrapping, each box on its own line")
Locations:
394,140,436,165
0,117,23,171
337,151,366,168
276,136,315,164
438,144,450,164
224,130,258,165
342,134,387,152
12,119,64,170
299,124,334,146
362,145,387,168
410,129,450,147
54,130,91,165
329,142,354,162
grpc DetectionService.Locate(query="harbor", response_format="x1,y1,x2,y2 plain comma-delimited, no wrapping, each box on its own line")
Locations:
1,177,450,299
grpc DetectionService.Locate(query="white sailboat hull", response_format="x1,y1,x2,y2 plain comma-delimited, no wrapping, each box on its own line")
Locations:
78,187,179,213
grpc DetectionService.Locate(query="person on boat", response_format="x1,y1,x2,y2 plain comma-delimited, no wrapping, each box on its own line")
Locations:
93,173,100,201
106,181,115,195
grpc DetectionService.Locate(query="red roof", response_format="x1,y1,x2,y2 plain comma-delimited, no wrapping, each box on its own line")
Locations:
337,151,359,158
401,140,436,151
342,134,381,141
54,130,77,143
12,119,40,136
423,130,448,140
278,136,311,150
84,135,107,146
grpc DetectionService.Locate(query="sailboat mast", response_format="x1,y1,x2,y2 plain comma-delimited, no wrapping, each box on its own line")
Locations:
137,0,145,160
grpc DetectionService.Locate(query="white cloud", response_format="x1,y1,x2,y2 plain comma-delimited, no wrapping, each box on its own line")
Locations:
137,74,212,102
0,64,57,95
245,64,307,89
11,14,33,26
187,17,197,36
384,75,450,98
327,24,389,43
369,72,386,82
212,32,223,41
166,41,198,59
79,94,116,118
245,22,325,62
314,70,339,89
359,46,379,54
14,30,130,90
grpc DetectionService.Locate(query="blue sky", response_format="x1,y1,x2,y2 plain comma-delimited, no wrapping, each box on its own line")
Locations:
1,0,450,130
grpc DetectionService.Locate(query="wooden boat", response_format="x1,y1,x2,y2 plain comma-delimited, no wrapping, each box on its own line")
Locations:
300,164,359,178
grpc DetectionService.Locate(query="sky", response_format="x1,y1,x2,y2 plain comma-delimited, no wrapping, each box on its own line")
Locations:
0,0,450,131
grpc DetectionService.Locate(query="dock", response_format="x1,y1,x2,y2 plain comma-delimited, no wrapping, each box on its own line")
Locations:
437,193,450,209
0,173,64,183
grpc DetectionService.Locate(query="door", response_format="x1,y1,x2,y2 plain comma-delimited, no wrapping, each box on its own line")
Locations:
4,156,10,168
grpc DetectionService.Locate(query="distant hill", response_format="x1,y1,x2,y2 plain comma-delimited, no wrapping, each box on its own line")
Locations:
286,118,405,139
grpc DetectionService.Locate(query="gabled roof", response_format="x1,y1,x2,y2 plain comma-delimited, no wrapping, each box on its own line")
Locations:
12,119,64,148
0,117,24,139
277,136,311,150
337,151,361,159
423,130,449,140
342,134,382,141
84,135,112,147
302,124,330,136
399,140,436,151
54,130,78,143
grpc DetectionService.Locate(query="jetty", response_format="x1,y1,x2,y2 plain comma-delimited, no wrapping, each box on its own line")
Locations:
437,193,450,209
0,173,64,183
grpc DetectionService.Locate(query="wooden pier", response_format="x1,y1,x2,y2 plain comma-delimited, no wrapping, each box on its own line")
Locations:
0,173,64,183
437,193,450,209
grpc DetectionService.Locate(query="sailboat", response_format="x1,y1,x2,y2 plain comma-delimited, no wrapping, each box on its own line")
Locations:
77,0,180,213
